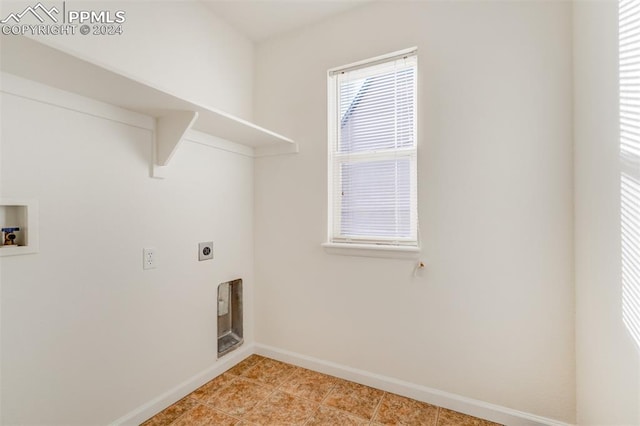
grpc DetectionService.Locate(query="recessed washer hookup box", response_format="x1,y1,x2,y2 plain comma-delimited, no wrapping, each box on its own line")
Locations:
218,279,243,358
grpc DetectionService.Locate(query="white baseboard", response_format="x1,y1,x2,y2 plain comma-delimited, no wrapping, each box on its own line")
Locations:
254,343,573,426
109,342,573,426
109,343,255,426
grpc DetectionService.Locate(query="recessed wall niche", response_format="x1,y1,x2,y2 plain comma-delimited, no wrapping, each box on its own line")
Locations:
0,199,38,256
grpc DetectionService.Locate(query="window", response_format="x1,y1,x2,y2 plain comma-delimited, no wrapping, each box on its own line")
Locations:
326,48,418,250
620,0,640,348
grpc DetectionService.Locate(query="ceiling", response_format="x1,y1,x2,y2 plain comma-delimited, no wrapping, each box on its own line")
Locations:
202,1,369,42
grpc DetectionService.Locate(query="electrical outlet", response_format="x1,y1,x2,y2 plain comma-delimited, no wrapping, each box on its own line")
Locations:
143,248,156,270
199,242,213,261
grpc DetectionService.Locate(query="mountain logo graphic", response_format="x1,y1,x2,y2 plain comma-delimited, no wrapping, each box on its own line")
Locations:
1,2,59,24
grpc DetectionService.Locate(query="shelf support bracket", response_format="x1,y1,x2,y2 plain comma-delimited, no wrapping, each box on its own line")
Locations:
152,110,199,178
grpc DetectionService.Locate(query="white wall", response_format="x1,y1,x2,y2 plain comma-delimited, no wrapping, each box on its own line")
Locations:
253,1,575,423
0,2,256,424
0,0,254,119
574,1,640,425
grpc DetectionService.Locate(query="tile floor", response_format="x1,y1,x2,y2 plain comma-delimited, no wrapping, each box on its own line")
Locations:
142,355,503,426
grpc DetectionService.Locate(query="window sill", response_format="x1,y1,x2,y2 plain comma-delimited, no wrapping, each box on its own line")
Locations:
321,242,420,259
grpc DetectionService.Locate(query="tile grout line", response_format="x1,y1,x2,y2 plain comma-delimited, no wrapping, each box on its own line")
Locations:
316,400,373,423
182,387,247,425
190,376,240,413
301,376,342,426
319,380,339,406
191,398,245,424
145,357,327,425
234,361,302,422
240,380,280,420
273,363,302,392
218,355,274,420
301,404,320,426
270,365,320,425
370,391,386,425
318,379,380,424
166,409,190,426
187,356,271,422
158,360,317,425
161,358,346,424
146,355,499,426
232,370,335,407
163,399,201,426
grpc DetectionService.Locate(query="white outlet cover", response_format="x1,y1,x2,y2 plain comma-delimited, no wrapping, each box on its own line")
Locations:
199,242,213,261
143,248,156,270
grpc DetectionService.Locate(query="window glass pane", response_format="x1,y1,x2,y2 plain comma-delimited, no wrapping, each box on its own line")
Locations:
339,67,415,153
340,157,411,238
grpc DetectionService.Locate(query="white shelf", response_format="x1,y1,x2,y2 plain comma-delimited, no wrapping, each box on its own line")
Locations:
0,36,297,173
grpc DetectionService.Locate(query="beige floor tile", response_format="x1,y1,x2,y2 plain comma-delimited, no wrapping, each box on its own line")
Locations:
171,403,238,426
279,368,337,402
189,373,237,403
226,355,265,376
322,379,384,420
242,391,317,425
241,358,298,386
437,408,502,426
141,357,503,426
306,405,370,426
374,393,438,426
140,397,198,426
207,378,273,417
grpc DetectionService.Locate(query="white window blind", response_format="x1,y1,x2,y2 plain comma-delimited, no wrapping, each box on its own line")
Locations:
620,0,640,347
327,49,418,246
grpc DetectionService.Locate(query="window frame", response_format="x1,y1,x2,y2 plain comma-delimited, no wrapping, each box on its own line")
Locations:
325,48,419,255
